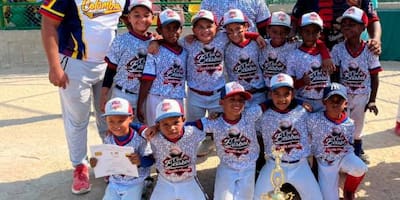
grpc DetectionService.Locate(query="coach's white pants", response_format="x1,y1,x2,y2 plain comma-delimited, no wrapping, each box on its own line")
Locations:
317,153,368,200
185,89,221,121
254,158,323,200
145,94,184,126
59,55,108,167
347,94,369,139
150,175,207,200
214,163,256,200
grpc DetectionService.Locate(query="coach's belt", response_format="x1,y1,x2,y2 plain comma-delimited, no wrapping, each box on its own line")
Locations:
115,85,136,95
246,87,267,94
189,87,223,96
271,157,300,164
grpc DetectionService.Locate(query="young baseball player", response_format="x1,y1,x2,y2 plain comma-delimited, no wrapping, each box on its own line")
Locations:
223,9,267,106
189,81,267,200
308,83,368,200
137,8,187,126
100,0,154,117
89,97,154,200
144,99,208,200
331,6,382,163
260,11,334,92
254,73,323,200
287,12,332,113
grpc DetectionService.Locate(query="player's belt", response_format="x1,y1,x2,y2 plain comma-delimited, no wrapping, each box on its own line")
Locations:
246,87,267,94
271,157,300,164
189,87,223,96
115,85,137,95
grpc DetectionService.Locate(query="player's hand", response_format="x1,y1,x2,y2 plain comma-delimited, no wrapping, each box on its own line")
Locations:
144,125,159,140
49,65,69,89
255,36,267,49
208,112,222,120
89,157,98,168
301,73,311,85
365,102,379,115
302,102,313,112
126,153,141,165
184,34,196,44
99,95,108,113
148,40,161,55
321,58,336,74
367,39,382,56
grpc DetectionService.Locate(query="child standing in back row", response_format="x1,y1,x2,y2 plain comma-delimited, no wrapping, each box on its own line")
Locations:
287,12,332,113
90,97,154,200
137,8,187,126
100,0,154,116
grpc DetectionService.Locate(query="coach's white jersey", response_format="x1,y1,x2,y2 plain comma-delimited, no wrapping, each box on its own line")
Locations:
142,44,187,99
225,39,265,90
106,31,153,93
104,129,150,185
259,40,297,88
183,32,229,91
287,48,330,100
331,41,382,95
202,105,262,170
308,112,355,166
150,126,205,183
260,105,311,162
200,0,271,32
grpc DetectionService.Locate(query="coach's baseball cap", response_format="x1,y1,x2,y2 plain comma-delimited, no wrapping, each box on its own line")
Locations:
220,81,252,100
270,73,294,91
155,99,184,122
337,6,368,27
268,11,291,28
128,0,153,13
157,8,183,28
300,12,323,30
222,9,248,27
103,97,133,117
191,9,216,26
323,83,348,100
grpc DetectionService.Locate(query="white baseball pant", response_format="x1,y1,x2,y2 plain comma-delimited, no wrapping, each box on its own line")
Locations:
347,94,369,139
150,175,207,200
185,89,222,121
254,158,323,200
103,181,144,200
317,153,367,200
214,163,256,200
145,94,183,126
59,54,108,167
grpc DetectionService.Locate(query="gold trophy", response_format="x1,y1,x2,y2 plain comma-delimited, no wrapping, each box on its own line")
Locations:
260,147,295,200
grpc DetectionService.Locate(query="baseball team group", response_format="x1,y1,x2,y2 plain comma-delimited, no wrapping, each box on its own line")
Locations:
39,0,386,199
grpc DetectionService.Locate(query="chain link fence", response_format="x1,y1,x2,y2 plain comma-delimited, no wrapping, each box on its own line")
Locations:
1,0,399,30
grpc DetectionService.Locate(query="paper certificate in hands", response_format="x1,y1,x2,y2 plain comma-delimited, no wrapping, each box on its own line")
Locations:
90,144,139,178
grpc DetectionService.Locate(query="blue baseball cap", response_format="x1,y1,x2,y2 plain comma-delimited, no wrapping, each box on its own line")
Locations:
323,83,348,100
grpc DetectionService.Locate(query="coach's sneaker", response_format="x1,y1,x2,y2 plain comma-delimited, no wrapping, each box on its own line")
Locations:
395,121,400,136
71,164,91,194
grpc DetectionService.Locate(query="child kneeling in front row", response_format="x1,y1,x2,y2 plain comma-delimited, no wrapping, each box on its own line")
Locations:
90,97,154,200
307,83,367,200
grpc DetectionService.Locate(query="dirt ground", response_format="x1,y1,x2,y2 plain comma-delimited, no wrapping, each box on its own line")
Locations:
0,61,399,200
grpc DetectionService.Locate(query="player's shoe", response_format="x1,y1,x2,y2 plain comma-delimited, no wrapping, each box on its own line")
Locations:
71,164,91,194
343,191,355,200
197,136,214,157
395,121,400,136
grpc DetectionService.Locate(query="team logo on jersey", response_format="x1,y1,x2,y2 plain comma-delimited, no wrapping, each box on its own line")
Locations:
221,126,250,157
194,45,223,75
261,51,286,79
163,146,192,176
305,61,329,92
163,60,185,87
322,127,348,164
126,48,147,79
272,120,302,154
342,62,367,91
81,0,122,19
233,53,259,83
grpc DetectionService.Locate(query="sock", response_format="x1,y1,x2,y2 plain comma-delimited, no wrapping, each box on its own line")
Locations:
344,173,365,193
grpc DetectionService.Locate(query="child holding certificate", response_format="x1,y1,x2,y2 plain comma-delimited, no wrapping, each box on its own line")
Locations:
90,97,154,200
